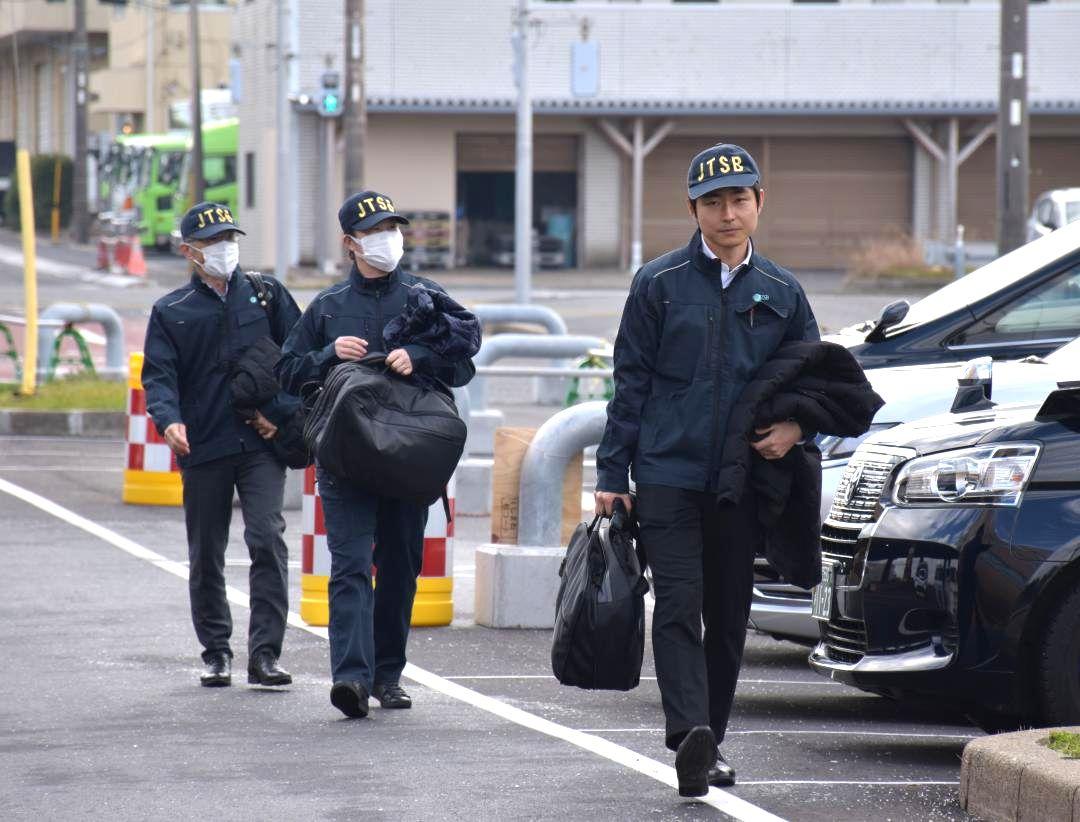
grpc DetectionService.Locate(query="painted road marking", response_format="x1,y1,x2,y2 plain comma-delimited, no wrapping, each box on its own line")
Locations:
579,729,977,740
737,781,959,787
0,477,785,822
445,675,840,687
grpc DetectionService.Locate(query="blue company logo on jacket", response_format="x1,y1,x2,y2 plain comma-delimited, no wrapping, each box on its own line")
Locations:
596,231,820,495
276,265,477,395
141,270,302,468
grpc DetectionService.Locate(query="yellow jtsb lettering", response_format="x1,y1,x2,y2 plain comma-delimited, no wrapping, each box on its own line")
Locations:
196,212,206,229
215,208,227,223
717,156,731,174
357,202,367,219
222,208,233,223
697,162,705,183
364,197,376,212
387,199,395,211
203,207,217,224
376,196,388,211
732,155,745,173
706,158,716,177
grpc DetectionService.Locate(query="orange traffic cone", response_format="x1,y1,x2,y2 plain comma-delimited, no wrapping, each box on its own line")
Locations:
125,237,147,277
114,236,131,270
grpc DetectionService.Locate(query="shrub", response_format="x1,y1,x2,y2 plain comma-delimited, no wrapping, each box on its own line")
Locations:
845,234,932,284
3,154,73,230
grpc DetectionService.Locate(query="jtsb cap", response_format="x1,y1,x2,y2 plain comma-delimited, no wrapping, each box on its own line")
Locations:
180,201,245,241
338,190,410,233
687,143,761,200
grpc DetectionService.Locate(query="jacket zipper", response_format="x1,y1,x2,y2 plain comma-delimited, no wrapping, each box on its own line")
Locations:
705,293,726,490
374,290,383,351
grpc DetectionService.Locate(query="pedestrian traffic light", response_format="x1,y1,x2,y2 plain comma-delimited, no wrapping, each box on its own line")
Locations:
318,71,343,118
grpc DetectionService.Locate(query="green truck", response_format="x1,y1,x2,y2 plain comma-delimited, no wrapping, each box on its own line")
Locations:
169,118,239,251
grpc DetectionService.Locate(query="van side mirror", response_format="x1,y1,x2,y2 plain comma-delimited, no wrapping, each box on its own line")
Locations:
950,357,994,413
865,300,910,343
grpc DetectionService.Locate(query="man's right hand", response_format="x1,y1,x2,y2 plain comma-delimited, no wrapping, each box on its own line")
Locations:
594,490,633,518
334,336,369,361
164,422,190,457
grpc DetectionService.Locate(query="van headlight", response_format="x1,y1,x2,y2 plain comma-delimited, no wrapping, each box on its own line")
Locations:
893,443,1040,507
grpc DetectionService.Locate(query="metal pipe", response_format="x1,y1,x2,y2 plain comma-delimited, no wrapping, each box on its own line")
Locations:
517,401,608,547
275,0,290,282
469,333,606,409
471,303,568,336
630,117,644,273
476,366,612,379
452,385,472,459
513,0,532,304
36,303,126,380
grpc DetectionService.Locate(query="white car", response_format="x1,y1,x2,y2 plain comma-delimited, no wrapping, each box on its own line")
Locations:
748,336,1079,642
1028,188,1080,243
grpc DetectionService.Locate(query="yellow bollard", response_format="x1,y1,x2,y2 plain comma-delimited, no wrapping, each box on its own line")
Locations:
122,352,184,506
17,150,37,397
50,158,62,244
300,466,454,628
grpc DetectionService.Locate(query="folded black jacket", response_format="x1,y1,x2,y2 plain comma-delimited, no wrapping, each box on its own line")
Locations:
231,335,307,469
383,286,482,361
715,341,885,589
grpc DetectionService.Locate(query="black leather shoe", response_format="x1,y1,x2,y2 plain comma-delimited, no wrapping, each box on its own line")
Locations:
675,726,718,797
707,750,736,787
330,681,370,718
200,653,231,687
372,681,412,709
247,653,292,687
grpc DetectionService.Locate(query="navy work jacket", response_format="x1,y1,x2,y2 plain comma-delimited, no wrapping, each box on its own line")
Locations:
142,269,302,468
276,265,476,394
596,231,820,494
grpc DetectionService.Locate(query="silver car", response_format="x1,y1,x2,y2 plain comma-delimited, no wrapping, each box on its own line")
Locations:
747,337,1079,642
1028,188,1080,243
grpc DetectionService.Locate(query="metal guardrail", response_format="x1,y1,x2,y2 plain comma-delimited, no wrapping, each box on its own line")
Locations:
475,366,614,379
36,303,125,380
472,304,569,336
469,333,606,410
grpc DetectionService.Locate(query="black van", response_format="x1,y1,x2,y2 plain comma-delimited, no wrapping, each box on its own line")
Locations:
830,220,1080,369
808,377,1080,727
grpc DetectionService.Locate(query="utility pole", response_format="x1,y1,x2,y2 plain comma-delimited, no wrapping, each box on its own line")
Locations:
512,0,532,304
997,0,1029,255
145,3,155,133
72,0,89,243
275,0,290,282
189,0,205,203
344,0,366,193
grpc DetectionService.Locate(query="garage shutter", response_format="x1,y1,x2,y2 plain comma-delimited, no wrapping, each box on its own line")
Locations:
643,136,911,270
457,134,579,172
763,137,911,270
960,136,1080,243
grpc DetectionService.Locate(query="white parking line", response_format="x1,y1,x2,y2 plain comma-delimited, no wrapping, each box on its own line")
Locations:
578,729,977,740
0,466,125,472
0,476,784,822
445,674,839,687
737,781,959,787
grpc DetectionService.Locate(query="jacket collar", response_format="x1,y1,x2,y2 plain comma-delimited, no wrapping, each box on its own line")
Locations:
349,263,400,292
689,230,754,283
189,267,240,301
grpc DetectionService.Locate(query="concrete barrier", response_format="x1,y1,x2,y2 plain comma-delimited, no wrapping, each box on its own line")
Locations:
474,544,565,628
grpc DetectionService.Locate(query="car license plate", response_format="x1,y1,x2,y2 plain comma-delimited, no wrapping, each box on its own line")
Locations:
812,559,837,621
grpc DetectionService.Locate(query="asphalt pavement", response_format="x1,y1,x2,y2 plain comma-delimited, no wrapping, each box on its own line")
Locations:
0,437,981,821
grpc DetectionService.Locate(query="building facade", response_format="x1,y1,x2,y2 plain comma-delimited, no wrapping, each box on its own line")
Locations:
243,0,1080,271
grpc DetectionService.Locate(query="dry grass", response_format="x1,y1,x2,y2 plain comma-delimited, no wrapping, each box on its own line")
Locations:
845,234,952,285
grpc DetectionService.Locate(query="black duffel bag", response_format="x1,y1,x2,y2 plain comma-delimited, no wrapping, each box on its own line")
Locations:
551,500,648,691
303,354,467,506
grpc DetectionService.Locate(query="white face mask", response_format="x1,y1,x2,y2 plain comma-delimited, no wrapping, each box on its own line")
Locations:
200,240,239,279
355,228,404,273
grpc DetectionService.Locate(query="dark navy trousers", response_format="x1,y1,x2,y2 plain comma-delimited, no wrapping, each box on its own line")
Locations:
181,449,289,664
316,465,427,689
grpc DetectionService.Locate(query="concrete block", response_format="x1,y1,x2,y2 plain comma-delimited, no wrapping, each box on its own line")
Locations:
0,410,11,435
466,409,505,456
72,411,126,438
456,457,493,516
474,543,565,628
9,410,69,437
961,727,1080,822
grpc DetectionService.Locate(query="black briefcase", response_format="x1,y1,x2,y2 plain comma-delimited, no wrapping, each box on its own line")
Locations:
551,501,648,691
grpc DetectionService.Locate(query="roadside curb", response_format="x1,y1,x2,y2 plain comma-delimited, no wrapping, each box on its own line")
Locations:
960,727,1080,821
0,409,126,438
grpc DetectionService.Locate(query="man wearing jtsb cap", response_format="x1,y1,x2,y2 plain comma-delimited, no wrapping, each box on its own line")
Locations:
595,145,819,795
277,191,475,719
142,202,302,688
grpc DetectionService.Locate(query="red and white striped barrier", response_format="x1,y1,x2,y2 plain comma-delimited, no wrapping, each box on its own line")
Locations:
122,351,183,505
299,465,454,627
